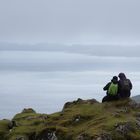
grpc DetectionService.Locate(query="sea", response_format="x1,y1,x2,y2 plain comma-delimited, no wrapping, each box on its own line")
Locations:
0,44,140,119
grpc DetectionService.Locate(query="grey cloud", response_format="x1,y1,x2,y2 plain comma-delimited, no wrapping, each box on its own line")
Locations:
0,42,140,57
1,0,140,119
0,50,140,72
0,0,140,43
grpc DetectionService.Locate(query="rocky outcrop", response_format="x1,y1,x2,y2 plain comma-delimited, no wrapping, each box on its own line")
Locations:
36,129,58,140
8,120,18,130
63,98,98,110
21,108,36,114
2,98,140,140
94,133,112,140
15,136,27,140
77,133,92,140
115,122,135,135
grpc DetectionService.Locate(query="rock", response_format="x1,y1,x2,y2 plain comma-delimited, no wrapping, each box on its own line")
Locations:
47,132,57,140
135,114,140,128
77,98,83,103
77,134,84,140
76,133,91,140
115,122,134,135
136,120,140,128
93,133,112,140
135,112,140,118
116,107,129,113
21,108,36,114
73,115,81,122
26,115,48,121
4,98,140,140
75,118,80,122
63,98,98,110
36,129,58,140
112,112,121,118
16,136,27,140
86,99,99,104
63,102,72,109
77,133,112,140
76,98,98,104
8,120,18,129
129,100,140,108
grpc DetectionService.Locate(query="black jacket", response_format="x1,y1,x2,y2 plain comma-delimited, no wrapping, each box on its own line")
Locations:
118,78,132,98
103,79,118,95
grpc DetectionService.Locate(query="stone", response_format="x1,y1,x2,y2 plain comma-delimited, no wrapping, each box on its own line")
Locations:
22,108,36,114
16,136,26,140
115,122,134,135
26,115,48,120
73,115,81,122
136,120,140,128
76,133,91,140
94,133,112,140
112,112,121,118
8,120,18,129
36,129,58,140
129,100,140,109
77,134,84,140
135,112,140,118
63,98,98,110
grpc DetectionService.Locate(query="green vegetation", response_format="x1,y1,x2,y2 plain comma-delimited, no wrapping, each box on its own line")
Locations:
1,98,140,140
0,119,10,139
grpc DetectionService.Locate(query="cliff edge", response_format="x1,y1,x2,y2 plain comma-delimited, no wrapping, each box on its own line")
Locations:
1,98,140,140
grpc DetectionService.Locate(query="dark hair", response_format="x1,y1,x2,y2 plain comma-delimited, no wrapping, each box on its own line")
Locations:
112,76,118,81
118,73,126,79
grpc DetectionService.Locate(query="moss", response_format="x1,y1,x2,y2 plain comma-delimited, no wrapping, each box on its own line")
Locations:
1,99,140,140
0,120,10,139
13,112,38,120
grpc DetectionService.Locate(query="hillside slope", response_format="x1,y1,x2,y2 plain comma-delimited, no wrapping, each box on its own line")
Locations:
132,95,140,103
1,98,140,140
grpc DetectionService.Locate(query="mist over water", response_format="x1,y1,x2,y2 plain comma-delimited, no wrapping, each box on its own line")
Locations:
1,0,140,120
0,44,140,119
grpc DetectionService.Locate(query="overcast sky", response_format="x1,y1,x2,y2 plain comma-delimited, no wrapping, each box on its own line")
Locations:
0,0,140,44
1,1,140,118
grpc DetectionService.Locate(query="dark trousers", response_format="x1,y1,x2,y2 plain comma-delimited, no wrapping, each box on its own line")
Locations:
119,90,131,98
102,95,119,103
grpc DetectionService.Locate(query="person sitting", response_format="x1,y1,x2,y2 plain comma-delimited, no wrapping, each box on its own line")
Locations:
118,73,132,98
102,76,119,102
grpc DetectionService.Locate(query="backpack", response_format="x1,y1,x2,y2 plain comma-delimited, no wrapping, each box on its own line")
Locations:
108,82,118,96
121,79,131,91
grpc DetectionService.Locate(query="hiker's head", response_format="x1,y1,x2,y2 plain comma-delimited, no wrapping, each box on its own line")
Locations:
118,73,126,80
111,76,118,83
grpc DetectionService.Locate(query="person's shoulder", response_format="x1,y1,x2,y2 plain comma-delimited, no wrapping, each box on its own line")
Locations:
126,79,131,82
103,82,111,90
